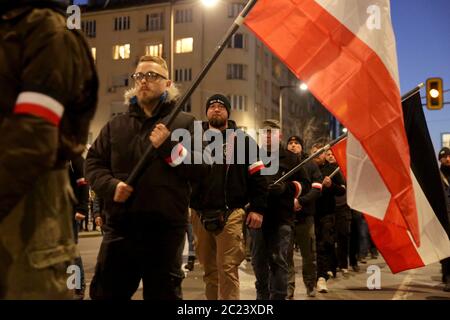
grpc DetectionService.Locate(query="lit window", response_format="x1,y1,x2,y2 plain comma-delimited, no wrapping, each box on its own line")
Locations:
91,47,96,61
113,44,131,60
145,44,163,57
175,37,193,54
442,133,450,148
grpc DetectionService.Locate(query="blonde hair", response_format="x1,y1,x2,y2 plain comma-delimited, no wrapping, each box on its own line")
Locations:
124,55,180,104
138,55,169,77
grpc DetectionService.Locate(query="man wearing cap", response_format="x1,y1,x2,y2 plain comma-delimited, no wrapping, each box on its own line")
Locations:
285,135,322,298
190,94,267,300
249,120,306,300
439,147,450,291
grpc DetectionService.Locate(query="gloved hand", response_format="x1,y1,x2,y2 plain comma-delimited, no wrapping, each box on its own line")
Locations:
268,182,287,195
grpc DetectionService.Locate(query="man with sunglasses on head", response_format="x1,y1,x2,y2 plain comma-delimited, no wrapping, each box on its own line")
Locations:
86,55,208,300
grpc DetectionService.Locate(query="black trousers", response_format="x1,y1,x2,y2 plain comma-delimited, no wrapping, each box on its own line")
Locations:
90,223,185,300
334,205,351,269
442,257,450,282
316,214,336,280
349,210,361,267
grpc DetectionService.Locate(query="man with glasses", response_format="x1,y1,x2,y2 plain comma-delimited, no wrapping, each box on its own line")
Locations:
86,55,208,300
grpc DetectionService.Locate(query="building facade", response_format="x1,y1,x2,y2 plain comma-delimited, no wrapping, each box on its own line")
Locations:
81,0,330,146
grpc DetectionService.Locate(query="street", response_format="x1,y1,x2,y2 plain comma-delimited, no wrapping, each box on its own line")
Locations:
78,234,450,300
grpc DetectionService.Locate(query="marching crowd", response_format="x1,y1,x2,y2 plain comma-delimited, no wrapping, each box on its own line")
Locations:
1,1,449,301
70,55,450,300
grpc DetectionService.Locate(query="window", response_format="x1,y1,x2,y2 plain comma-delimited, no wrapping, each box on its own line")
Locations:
226,64,246,80
146,13,164,31
256,74,262,91
442,133,450,148
272,58,282,79
82,20,96,37
227,95,247,111
145,44,163,57
175,68,192,82
112,44,130,60
175,37,193,53
91,47,96,62
175,9,193,24
114,16,130,31
227,33,245,49
228,3,244,18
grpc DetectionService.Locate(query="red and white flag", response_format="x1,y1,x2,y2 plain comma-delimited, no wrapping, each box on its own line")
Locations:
245,0,450,272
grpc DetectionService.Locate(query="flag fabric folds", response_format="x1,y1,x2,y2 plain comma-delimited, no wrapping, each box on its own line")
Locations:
245,0,450,272
331,93,450,272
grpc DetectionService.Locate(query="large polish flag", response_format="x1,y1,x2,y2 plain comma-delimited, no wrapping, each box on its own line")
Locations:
245,0,450,272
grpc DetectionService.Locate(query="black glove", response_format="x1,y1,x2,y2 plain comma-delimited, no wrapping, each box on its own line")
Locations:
268,182,287,195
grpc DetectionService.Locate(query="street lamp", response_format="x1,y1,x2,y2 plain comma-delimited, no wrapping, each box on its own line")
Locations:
278,83,307,132
201,0,219,7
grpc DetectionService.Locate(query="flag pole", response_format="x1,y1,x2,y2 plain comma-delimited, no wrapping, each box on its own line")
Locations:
401,83,424,103
273,133,347,185
328,166,340,179
125,0,258,186
273,83,424,186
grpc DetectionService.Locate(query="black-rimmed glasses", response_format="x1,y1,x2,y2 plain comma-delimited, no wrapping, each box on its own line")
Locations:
131,71,167,82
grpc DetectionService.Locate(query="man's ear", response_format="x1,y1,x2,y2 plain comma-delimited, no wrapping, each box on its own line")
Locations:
166,80,172,88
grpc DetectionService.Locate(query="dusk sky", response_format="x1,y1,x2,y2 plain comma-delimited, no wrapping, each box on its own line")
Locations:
74,0,449,152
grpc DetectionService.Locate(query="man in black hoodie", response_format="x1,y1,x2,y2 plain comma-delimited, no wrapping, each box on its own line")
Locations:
438,147,450,292
190,94,267,300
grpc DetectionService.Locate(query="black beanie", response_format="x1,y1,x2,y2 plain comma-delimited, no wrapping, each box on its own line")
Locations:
439,147,450,160
287,135,304,149
206,94,231,117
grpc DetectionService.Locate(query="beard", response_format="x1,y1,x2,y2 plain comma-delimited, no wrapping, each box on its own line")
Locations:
441,164,450,178
138,91,158,106
209,115,227,129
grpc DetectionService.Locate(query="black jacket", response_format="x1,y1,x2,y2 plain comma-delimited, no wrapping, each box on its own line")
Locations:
86,99,208,231
190,120,267,215
264,146,305,227
69,155,89,215
295,152,323,220
315,162,346,219
441,165,450,222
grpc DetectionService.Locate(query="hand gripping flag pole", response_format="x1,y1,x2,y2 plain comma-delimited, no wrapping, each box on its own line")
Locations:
125,0,259,186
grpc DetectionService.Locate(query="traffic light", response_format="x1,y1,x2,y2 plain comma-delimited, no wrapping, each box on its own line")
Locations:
426,77,443,110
